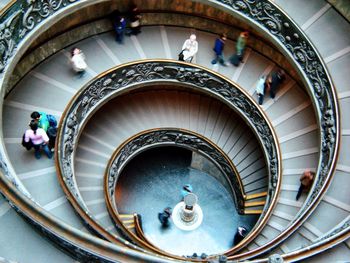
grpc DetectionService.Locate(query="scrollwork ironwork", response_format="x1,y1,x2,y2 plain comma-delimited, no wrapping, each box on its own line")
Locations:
106,129,246,213
0,0,77,71
57,61,280,250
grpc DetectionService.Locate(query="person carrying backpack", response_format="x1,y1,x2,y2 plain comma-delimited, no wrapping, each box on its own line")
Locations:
31,111,57,151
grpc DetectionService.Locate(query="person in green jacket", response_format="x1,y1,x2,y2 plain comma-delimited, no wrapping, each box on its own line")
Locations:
236,31,249,61
31,111,50,132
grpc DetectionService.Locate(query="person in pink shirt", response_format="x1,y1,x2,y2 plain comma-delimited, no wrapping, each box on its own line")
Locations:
24,120,52,159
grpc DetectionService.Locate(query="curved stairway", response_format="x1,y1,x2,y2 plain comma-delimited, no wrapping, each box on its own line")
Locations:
0,0,349,261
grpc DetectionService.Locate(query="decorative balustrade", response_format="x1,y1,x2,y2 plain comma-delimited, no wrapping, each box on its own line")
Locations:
57,60,281,254
0,0,341,261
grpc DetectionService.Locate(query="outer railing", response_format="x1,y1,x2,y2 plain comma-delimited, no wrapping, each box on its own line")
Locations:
0,0,341,261
56,60,281,258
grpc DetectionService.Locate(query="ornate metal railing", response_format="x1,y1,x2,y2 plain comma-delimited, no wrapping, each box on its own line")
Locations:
0,0,341,262
56,60,281,257
106,128,245,213
104,128,247,248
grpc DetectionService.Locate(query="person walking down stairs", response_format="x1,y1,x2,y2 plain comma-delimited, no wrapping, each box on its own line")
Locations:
296,170,315,200
179,34,198,63
70,47,87,78
229,31,249,66
211,33,227,66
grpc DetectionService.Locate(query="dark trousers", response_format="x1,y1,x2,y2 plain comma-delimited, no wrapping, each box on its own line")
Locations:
211,54,225,65
296,184,305,200
257,94,264,105
115,30,125,44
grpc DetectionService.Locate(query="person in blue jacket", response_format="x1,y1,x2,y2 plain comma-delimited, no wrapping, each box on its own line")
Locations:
181,184,193,200
211,33,227,65
113,12,127,44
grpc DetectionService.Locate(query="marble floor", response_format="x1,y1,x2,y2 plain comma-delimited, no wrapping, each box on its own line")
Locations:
116,147,258,256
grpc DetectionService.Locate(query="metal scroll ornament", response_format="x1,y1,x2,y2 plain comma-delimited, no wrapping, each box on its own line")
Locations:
59,62,279,209
216,0,338,213
107,129,245,213
0,0,77,72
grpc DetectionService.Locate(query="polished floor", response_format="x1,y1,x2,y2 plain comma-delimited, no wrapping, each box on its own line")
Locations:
116,147,258,256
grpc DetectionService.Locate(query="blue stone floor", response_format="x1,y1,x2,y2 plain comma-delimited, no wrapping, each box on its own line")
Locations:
116,147,258,256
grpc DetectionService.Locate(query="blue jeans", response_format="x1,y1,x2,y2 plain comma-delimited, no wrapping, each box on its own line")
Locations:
211,54,225,65
33,143,52,159
115,30,125,44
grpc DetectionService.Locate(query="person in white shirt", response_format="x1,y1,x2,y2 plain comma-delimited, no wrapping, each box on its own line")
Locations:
256,75,266,105
70,47,87,78
24,120,52,159
181,34,198,63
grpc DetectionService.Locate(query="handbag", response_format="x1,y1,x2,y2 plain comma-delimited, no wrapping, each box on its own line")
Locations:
21,133,33,151
178,50,185,61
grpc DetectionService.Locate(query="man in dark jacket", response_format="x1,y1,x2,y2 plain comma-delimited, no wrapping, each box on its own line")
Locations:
158,207,172,227
267,70,285,99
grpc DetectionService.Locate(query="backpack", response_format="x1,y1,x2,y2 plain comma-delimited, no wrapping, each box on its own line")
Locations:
47,114,57,128
22,133,33,151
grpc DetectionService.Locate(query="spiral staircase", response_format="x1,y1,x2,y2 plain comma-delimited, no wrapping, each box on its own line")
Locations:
0,0,349,262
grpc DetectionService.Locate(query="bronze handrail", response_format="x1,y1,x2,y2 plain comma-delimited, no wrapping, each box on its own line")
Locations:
0,0,341,261
55,60,281,259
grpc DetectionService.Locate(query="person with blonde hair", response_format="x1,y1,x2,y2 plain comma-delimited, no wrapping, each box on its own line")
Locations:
180,34,198,63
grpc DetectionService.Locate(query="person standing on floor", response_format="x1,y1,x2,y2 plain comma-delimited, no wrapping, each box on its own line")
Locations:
256,75,267,105
158,207,172,227
181,184,193,200
180,34,198,63
24,120,52,159
211,33,227,66
296,170,315,200
128,4,142,35
233,226,247,245
70,47,87,78
266,69,285,99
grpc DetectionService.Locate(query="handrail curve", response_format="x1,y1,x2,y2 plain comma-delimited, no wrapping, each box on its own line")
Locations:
0,0,341,261
104,128,249,251
56,60,281,258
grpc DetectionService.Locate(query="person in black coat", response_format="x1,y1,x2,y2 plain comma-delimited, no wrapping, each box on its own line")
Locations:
267,69,286,99
233,226,247,245
158,207,172,227
128,4,141,35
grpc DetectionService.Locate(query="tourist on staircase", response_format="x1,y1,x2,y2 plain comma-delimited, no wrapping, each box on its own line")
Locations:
31,111,57,152
256,75,267,105
24,120,52,159
296,170,315,201
211,33,227,66
112,11,127,44
127,4,142,35
266,69,285,99
70,47,87,78
229,31,249,66
179,34,198,63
